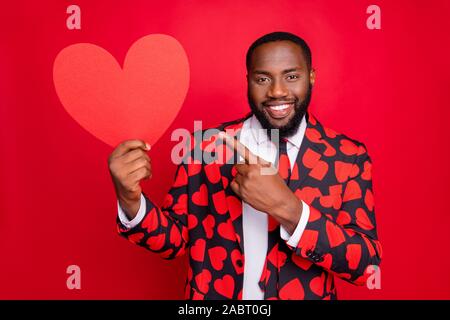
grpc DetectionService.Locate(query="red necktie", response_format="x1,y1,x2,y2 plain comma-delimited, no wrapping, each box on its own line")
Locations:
261,138,292,299
277,138,292,183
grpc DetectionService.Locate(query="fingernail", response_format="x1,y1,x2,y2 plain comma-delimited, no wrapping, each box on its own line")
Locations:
145,143,151,150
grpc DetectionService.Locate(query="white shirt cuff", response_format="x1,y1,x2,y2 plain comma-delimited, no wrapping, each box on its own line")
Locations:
280,200,310,247
117,193,147,229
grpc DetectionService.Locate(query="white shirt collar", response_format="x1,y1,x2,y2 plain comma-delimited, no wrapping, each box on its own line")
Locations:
249,114,307,149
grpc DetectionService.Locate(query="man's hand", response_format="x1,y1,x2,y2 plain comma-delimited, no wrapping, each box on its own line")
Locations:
218,132,302,234
108,139,151,220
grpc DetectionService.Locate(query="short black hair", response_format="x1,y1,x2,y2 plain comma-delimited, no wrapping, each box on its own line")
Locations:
246,31,312,71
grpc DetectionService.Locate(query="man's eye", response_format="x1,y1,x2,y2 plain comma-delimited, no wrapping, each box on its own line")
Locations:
287,74,300,80
256,77,269,83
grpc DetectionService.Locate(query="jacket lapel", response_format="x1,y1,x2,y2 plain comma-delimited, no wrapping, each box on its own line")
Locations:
288,112,327,193
216,119,247,254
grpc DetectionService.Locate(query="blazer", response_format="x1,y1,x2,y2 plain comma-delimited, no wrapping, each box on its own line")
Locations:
117,112,382,300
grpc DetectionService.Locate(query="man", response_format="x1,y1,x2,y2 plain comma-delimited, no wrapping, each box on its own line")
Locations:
108,32,382,300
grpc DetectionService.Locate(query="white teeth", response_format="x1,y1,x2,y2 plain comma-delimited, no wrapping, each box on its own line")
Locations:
269,104,291,111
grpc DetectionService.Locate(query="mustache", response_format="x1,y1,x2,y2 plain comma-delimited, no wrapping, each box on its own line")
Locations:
247,84,313,109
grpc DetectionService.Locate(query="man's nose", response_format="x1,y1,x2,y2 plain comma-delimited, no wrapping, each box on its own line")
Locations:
267,79,288,98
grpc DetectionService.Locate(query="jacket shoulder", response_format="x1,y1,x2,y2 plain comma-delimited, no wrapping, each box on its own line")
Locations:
312,115,369,157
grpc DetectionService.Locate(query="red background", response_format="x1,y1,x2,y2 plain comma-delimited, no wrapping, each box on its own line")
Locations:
1,0,450,299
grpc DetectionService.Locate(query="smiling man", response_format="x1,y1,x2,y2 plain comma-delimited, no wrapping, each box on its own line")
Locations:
247,34,313,139
108,31,382,300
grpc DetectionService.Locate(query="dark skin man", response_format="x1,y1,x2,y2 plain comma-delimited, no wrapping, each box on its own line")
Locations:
108,40,316,235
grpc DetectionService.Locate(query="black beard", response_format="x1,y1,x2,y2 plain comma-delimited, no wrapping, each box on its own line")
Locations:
248,84,312,139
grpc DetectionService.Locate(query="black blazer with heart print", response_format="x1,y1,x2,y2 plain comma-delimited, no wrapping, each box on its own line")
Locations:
117,112,382,300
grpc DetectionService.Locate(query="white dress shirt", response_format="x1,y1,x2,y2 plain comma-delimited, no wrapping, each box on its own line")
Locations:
118,115,310,300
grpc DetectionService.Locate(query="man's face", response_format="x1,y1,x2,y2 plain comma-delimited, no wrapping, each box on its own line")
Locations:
247,40,315,137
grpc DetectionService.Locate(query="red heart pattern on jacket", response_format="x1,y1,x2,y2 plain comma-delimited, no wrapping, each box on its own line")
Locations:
117,112,382,300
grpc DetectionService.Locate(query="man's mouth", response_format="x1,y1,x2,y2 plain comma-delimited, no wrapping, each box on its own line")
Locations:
264,102,295,120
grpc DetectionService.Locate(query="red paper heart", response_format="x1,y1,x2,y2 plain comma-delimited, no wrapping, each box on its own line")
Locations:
53,34,189,147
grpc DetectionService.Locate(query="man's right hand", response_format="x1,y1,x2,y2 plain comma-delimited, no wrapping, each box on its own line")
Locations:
108,139,152,220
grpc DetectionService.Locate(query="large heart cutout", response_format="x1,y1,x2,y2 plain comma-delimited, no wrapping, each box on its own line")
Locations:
53,34,190,147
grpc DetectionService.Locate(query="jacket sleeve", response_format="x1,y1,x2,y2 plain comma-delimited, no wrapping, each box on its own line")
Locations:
116,161,192,260
287,144,382,285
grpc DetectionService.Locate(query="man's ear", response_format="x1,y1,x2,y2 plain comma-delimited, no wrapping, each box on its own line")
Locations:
309,68,316,87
